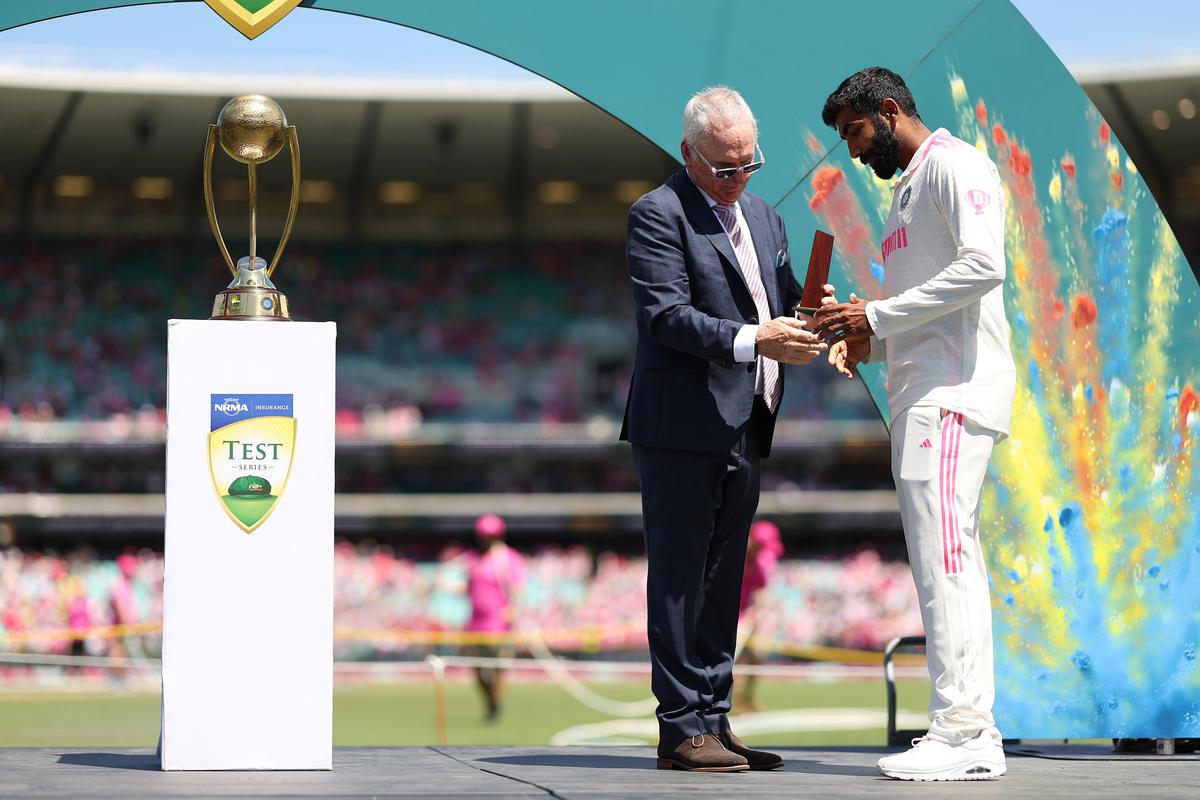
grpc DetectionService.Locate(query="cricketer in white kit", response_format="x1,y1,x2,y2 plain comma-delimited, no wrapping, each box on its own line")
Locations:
814,66,1016,782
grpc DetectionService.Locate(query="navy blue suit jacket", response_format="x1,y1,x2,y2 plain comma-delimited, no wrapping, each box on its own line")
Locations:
620,170,802,457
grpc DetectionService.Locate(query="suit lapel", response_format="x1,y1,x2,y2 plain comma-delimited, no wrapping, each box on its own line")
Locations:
743,198,782,317
671,172,752,299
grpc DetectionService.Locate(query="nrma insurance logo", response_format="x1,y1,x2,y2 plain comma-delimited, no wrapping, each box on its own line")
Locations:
208,394,295,533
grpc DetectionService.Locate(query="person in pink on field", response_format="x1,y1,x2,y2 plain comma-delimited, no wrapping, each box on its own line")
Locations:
464,514,526,722
63,575,93,675
735,520,784,712
107,551,144,662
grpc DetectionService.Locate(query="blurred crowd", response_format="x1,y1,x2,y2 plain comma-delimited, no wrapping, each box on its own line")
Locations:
0,240,877,426
0,544,164,659
0,539,920,662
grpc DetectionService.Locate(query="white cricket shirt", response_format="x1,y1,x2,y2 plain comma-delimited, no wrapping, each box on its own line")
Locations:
864,128,1016,437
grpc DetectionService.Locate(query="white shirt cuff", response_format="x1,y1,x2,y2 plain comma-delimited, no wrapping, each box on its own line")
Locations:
867,335,883,364
865,300,884,339
734,324,759,363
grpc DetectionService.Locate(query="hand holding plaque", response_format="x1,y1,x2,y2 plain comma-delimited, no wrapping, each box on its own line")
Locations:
206,94,300,320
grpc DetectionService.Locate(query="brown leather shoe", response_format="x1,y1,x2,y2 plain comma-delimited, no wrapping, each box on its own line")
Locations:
656,734,749,772
717,731,784,770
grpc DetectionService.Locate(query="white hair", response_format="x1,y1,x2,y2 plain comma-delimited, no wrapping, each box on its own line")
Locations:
683,86,758,151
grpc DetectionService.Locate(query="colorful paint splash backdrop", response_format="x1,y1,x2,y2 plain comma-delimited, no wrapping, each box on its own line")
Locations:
809,73,1200,738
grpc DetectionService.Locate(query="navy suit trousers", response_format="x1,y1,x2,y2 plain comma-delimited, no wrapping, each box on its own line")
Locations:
632,397,770,743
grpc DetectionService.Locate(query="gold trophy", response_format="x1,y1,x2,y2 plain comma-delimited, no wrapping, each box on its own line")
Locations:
205,94,300,320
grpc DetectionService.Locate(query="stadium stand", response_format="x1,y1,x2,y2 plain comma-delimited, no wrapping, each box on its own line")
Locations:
0,240,878,425
0,540,920,664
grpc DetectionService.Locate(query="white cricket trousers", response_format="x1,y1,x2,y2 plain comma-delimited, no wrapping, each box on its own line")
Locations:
891,404,1002,746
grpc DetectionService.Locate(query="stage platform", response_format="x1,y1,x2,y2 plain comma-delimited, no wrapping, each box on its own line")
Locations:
1,745,1196,798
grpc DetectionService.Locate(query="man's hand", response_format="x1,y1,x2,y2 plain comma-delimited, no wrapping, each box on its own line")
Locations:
813,292,872,340
821,283,838,307
756,316,827,365
828,334,871,379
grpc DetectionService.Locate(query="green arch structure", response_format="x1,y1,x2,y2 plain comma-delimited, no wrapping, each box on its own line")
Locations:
5,0,1198,739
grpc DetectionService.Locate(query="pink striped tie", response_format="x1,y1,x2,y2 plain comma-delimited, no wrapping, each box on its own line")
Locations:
713,203,780,413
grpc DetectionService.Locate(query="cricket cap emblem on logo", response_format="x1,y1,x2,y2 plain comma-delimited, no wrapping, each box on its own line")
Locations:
203,0,303,40
208,394,296,533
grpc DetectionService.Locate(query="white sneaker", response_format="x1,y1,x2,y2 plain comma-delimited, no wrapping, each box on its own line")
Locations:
877,733,1006,781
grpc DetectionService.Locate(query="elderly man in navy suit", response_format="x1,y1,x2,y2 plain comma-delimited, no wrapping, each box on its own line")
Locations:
621,86,829,772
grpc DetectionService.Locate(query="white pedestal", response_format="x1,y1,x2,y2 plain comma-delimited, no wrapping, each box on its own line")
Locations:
160,319,335,770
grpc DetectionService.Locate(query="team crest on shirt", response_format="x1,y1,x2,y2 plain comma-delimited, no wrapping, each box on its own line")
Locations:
899,186,912,210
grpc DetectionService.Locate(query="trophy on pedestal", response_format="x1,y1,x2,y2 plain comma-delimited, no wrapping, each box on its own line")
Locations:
162,92,332,773
205,94,300,320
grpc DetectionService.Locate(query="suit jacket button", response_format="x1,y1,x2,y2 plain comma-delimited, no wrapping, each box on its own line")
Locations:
748,316,758,324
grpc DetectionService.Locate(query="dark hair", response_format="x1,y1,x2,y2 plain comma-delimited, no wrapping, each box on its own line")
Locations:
821,66,921,128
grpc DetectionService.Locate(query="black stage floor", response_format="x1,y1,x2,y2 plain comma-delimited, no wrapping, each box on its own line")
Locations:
2,745,1197,798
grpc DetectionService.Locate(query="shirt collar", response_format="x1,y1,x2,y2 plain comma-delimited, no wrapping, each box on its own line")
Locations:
899,127,951,180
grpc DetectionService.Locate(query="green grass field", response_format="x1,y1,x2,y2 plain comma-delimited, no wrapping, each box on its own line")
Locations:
0,678,931,748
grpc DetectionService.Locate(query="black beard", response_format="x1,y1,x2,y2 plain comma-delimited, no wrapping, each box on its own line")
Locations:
867,114,901,179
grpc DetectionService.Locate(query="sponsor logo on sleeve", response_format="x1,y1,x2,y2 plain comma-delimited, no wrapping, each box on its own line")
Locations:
966,189,991,215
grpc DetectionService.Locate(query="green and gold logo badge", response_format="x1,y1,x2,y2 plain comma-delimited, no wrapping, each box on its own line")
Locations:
209,394,296,533
203,0,303,40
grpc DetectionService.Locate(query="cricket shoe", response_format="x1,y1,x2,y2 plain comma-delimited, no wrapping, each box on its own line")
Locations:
877,732,1006,781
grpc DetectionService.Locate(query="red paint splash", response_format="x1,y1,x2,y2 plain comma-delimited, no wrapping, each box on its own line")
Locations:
993,123,1062,378
807,166,884,298
1008,144,1033,179
1181,385,1199,431
1072,295,1097,328
992,125,1007,147
1110,171,1124,192
1067,291,1103,495
809,167,845,210
975,100,988,125
1099,122,1110,144
805,132,825,156
1052,298,1065,321
1002,130,1044,237
1061,156,1076,179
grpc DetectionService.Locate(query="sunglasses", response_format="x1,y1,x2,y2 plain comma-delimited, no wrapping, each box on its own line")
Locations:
695,143,765,180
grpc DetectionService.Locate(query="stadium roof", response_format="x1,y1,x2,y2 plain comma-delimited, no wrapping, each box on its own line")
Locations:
1074,55,1200,84
0,66,673,241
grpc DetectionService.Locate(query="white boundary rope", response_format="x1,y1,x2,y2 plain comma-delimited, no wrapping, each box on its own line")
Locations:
520,627,659,717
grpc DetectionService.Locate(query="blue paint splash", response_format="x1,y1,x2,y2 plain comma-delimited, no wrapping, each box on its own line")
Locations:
1092,209,1131,386
869,258,885,285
